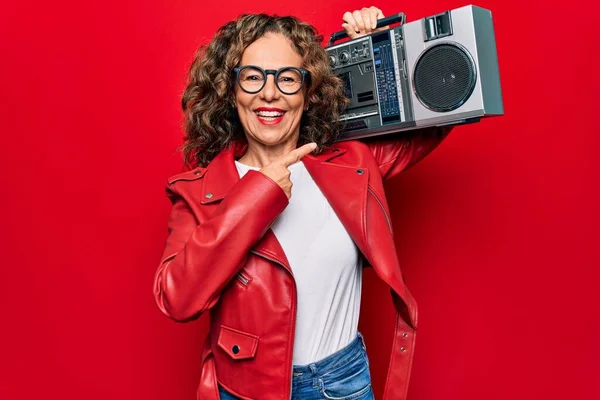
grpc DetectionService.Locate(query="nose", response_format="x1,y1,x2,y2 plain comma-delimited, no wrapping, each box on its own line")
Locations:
259,75,280,102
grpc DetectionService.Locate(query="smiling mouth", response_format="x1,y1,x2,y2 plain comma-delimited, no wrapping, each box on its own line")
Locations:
254,110,286,125
255,110,285,120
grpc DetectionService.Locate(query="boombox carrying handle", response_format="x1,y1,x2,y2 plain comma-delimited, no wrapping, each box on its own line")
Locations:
328,12,406,46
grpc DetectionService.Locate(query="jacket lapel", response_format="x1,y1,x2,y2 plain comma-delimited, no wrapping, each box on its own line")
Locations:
306,146,415,327
302,146,369,256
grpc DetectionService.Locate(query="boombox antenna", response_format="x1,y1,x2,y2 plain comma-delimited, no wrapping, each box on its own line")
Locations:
328,12,406,46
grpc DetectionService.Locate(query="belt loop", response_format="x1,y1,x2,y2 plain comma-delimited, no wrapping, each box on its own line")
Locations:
309,363,318,389
357,332,366,350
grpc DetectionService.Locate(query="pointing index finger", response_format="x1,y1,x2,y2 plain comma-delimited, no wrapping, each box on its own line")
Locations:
281,142,317,167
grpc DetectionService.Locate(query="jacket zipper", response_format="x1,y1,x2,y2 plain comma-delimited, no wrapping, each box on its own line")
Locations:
367,186,393,234
235,271,250,286
249,249,297,400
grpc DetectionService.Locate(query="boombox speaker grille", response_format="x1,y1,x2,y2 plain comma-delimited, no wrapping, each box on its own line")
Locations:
413,43,477,112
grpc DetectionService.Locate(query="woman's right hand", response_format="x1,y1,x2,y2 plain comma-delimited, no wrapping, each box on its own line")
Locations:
259,142,317,199
342,6,388,39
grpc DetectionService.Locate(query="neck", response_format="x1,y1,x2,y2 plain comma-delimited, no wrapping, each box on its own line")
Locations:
238,136,300,168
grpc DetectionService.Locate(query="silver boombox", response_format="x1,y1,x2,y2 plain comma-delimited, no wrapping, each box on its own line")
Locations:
326,5,504,140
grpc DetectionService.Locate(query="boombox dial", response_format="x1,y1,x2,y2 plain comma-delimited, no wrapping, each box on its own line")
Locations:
339,51,350,64
329,55,337,67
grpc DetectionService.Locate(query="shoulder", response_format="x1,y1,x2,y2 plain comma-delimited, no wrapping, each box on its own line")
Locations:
334,139,367,149
332,140,376,162
307,140,373,164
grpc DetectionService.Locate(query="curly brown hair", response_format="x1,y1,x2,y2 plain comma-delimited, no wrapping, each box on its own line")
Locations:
180,14,348,168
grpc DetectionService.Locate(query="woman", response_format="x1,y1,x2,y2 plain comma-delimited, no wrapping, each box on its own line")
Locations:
153,6,450,400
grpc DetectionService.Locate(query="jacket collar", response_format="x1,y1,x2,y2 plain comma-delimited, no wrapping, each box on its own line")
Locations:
199,141,246,204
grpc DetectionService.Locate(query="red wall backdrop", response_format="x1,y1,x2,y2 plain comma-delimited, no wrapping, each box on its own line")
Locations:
1,0,598,399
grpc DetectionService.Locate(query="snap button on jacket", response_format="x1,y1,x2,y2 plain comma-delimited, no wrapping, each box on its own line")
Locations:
154,128,449,399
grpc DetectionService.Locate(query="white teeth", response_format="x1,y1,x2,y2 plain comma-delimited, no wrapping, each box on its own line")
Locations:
256,111,284,117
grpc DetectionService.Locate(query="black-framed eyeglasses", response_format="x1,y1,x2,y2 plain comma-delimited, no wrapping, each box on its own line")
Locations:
233,65,310,95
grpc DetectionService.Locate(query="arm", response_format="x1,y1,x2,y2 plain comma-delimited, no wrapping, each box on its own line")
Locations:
153,170,288,322
364,126,452,180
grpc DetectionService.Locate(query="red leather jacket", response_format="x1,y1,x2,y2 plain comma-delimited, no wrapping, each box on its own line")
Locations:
154,128,449,399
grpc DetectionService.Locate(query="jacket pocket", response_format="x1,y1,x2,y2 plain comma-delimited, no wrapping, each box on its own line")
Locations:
217,325,259,360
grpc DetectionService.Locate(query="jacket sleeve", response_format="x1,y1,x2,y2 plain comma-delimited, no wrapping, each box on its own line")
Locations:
364,126,452,180
153,170,289,322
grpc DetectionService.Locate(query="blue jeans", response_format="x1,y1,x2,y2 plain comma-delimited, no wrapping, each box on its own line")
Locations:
218,332,374,399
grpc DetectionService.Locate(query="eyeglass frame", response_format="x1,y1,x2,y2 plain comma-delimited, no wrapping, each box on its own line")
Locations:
233,65,311,95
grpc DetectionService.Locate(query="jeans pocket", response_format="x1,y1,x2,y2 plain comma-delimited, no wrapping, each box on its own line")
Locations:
318,353,373,400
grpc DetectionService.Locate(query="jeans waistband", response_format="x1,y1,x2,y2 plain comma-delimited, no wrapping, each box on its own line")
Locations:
291,332,367,382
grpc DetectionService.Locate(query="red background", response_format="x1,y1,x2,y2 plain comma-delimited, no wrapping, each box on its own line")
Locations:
1,0,598,399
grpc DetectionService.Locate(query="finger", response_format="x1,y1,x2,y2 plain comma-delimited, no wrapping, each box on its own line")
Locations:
352,10,366,33
342,11,359,33
341,23,356,38
374,25,390,33
369,7,384,29
281,143,317,167
361,8,373,33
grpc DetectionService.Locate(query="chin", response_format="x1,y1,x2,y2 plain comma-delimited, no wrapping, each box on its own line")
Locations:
257,137,289,146
250,130,296,146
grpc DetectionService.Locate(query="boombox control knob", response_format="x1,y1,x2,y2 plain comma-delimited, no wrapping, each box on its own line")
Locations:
339,51,350,64
329,55,337,67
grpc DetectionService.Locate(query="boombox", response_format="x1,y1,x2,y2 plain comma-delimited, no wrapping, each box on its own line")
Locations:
326,5,504,140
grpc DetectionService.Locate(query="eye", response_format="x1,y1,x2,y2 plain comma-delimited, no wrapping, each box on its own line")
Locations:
243,74,263,82
279,76,296,83
239,67,265,82
278,69,302,84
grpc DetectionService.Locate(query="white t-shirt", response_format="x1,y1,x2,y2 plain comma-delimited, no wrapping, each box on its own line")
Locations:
235,160,363,365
